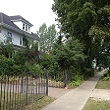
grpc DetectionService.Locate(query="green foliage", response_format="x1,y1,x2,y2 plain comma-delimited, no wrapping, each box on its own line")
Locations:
14,43,39,65
31,42,38,50
103,76,110,81
12,64,23,75
0,55,15,75
29,64,44,75
102,71,110,81
40,53,53,69
0,38,41,75
23,35,30,48
0,40,14,58
52,0,110,76
52,37,85,71
83,99,110,110
96,74,110,89
70,74,84,86
14,49,28,65
37,23,57,53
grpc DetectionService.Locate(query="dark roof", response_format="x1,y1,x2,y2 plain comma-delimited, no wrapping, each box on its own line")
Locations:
31,32,40,41
0,13,20,29
0,12,40,41
10,15,33,26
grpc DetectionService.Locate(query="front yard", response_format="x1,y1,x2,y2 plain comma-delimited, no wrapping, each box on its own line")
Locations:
83,98,110,110
19,96,55,110
83,74,110,110
95,77,110,90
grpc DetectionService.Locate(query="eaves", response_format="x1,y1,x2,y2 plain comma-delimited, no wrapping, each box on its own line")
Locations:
0,22,40,41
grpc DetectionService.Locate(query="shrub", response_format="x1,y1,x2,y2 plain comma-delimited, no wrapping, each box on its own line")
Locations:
70,75,84,86
0,55,15,75
29,64,44,75
102,72,110,81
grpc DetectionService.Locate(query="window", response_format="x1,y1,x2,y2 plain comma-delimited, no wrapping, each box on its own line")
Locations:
26,25,27,31
7,32,12,42
23,24,25,30
28,26,30,31
20,36,23,45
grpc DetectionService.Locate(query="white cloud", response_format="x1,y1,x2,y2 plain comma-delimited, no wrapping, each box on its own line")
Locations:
0,0,57,32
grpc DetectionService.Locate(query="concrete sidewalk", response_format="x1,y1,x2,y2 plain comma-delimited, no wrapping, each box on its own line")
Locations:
42,70,104,110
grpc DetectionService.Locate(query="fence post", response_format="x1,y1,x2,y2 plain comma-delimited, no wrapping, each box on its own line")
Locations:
46,70,48,96
20,73,23,93
63,70,66,88
26,73,28,105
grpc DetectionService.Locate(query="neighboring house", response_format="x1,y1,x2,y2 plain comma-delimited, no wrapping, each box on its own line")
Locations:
0,12,40,50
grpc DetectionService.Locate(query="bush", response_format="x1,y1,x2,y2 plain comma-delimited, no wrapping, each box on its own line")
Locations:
70,75,84,86
0,55,15,75
103,71,110,81
29,64,44,75
103,76,110,81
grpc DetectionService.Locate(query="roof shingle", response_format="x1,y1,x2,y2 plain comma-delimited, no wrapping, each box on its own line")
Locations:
0,12,20,29
10,15,33,26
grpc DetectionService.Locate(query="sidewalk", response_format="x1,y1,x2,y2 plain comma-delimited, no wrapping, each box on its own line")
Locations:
42,70,104,110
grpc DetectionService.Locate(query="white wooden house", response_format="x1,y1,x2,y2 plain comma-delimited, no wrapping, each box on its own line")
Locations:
0,12,40,50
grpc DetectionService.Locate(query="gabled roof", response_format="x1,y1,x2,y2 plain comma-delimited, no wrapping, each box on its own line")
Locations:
10,15,33,26
0,12,20,29
0,12,39,41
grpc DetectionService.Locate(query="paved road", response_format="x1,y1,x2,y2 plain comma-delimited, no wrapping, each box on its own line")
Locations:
42,70,104,110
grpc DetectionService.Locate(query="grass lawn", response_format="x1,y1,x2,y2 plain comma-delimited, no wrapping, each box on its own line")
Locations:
20,96,55,110
0,92,52,110
83,73,110,110
83,98,110,110
0,92,26,109
95,77,110,90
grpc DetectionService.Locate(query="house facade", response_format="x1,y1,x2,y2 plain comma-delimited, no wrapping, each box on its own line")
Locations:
0,12,40,50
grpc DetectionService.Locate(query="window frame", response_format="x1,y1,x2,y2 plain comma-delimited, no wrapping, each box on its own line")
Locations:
23,23,25,30
20,36,23,45
7,32,12,42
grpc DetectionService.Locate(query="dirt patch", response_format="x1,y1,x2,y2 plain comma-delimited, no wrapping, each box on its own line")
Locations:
90,89,110,100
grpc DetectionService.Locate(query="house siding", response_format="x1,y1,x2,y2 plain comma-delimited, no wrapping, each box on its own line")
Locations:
13,21,31,33
0,28,40,50
13,21,22,30
0,13,40,50
0,28,23,46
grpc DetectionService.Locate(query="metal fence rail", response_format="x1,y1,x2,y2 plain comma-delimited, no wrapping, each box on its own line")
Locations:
0,72,47,110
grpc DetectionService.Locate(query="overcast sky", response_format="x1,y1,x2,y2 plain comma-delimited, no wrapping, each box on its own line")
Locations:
0,0,57,32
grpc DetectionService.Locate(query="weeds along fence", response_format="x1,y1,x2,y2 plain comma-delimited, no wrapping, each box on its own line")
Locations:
48,70,72,88
0,72,47,110
0,70,72,110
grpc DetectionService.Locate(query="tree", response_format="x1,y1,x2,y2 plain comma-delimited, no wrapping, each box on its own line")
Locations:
52,0,110,74
88,5,110,69
37,23,57,53
37,23,47,52
0,40,14,58
47,24,57,53
52,37,85,72
0,55,15,75
14,42,40,65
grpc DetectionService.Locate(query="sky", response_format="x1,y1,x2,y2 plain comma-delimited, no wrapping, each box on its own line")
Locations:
0,0,57,32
